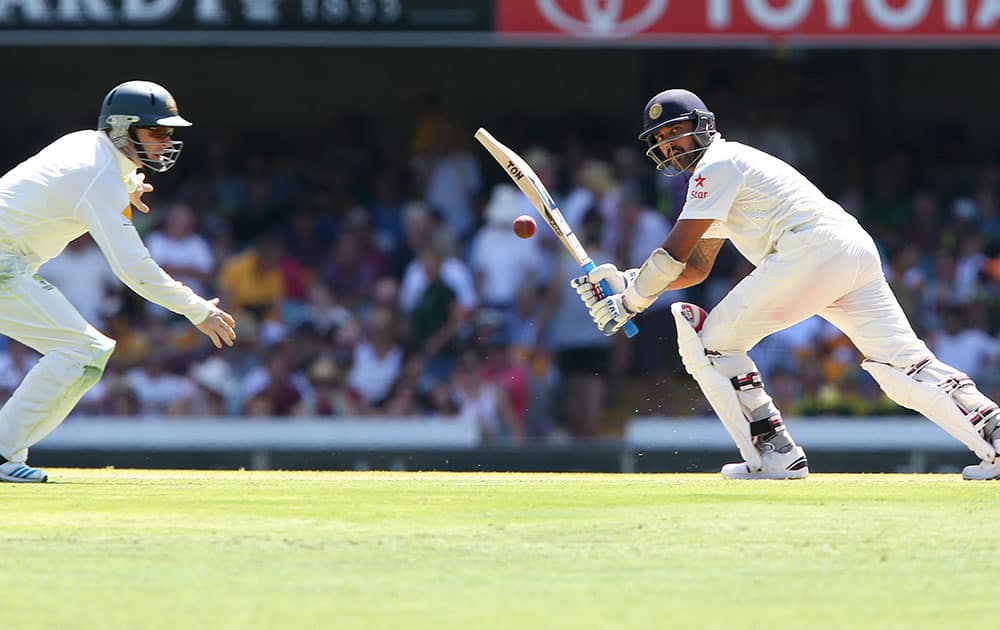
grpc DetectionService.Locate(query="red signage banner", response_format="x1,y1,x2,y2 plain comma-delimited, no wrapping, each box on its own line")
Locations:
497,0,1000,43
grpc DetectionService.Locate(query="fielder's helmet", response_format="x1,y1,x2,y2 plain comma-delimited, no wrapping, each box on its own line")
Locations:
98,80,191,172
637,89,716,176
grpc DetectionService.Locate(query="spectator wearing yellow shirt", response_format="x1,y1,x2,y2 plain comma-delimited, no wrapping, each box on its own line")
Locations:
219,236,285,323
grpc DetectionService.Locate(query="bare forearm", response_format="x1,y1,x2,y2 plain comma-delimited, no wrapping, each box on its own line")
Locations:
666,238,725,290
667,268,707,290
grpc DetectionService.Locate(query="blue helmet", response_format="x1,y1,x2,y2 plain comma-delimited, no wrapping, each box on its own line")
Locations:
637,89,716,176
98,80,191,172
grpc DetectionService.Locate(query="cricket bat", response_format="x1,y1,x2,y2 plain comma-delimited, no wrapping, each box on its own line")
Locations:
474,128,638,338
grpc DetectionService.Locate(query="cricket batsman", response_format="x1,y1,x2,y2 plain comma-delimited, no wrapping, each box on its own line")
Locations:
0,80,236,482
573,89,1000,480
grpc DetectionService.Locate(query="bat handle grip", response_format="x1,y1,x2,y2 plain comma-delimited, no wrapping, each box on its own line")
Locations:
581,261,639,338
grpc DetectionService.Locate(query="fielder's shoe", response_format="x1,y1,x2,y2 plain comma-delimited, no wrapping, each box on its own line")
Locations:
721,445,809,480
0,459,48,483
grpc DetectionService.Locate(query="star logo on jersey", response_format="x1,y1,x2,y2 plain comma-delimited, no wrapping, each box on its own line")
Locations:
694,175,706,187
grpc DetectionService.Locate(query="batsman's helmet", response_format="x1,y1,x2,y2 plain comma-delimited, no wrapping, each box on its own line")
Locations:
98,80,191,172
637,89,716,176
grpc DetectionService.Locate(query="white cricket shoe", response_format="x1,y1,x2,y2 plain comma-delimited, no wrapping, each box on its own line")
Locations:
721,445,809,480
962,460,1000,480
0,460,48,483
962,438,1000,480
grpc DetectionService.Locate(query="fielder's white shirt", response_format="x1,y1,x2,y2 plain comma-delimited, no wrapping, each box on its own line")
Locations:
679,134,861,266
0,130,211,324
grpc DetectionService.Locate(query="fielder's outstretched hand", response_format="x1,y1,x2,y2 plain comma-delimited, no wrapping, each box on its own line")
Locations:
128,172,154,214
196,298,237,349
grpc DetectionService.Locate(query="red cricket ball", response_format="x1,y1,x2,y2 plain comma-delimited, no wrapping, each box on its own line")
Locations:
513,215,537,239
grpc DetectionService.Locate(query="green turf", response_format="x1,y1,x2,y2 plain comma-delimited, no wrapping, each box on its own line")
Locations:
3,470,998,629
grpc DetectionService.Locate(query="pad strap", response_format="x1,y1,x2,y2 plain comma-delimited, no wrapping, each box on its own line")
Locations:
731,372,763,391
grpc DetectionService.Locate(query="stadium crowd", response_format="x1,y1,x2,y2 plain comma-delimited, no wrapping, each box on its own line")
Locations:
2,89,999,441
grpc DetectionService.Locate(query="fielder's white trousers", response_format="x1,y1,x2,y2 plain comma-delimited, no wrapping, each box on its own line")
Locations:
700,224,931,367
0,254,114,463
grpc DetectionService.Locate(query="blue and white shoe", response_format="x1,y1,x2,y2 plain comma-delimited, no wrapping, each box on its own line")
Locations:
0,460,48,483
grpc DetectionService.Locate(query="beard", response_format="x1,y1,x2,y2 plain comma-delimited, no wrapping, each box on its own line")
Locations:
663,145,698,173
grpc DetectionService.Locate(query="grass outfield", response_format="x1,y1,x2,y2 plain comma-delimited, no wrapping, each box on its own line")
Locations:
4,470,998,630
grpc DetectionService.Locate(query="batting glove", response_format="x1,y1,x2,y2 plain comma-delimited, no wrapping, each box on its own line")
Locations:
590,292,641,336
570,264,638,311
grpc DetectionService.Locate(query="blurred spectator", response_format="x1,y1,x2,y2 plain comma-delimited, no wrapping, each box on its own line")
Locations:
954,233,986,304
468,184,547,313
412,120,482,239
902,192,943,254
542,208,613,438
348,308,404,409
451,349,519,443
388,201,434,278
242,345,307,416
475,309,530,436
0,341,38,401
298,282,354,338
145,202,215,299
928,305,1000,381
561,159,617,235
320,207,386,309
424,378,461,416
399,232,477,314
368,166,408,254
125,350,197,417
612,185,683,414
403,235,472,381
219,235,286,323
295,357,362,417
102,376,142,416
189,356,238,416
380,352,426,416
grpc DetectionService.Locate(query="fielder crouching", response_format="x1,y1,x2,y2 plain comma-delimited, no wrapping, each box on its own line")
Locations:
572,88,1000,480
0,81,236,482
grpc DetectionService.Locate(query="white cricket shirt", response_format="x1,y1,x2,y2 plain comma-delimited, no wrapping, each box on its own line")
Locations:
679,134,861,266
0,130,211,324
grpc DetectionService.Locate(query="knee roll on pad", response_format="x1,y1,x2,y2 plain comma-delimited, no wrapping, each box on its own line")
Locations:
672,302,763,470
861,358,998,462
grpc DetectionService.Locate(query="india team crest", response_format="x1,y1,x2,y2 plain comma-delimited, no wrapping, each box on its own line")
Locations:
166,96,178,113
649,103,662,120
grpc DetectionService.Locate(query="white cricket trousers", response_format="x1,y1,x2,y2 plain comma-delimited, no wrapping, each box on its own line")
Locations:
700,223,931,367
0,254,114,463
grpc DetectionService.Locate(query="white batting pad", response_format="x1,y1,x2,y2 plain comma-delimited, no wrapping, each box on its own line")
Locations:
672,302,762,470
861,360,997,462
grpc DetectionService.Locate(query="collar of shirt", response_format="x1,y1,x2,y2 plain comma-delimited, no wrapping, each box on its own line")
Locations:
97,130,140,180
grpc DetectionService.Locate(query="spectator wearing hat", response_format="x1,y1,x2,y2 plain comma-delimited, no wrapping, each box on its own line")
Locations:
189,356,238,416
295,358,361,417
468,184,547,315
